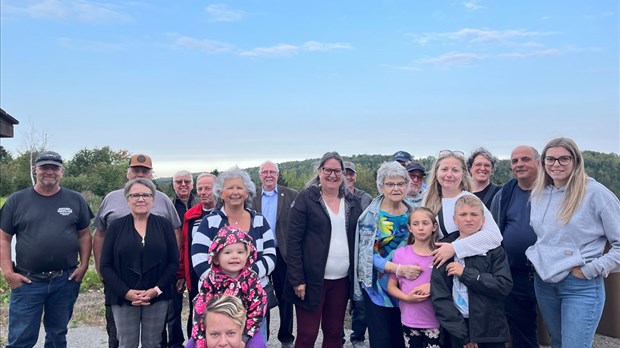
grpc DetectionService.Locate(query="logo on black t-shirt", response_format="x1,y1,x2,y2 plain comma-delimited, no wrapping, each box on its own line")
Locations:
57,207,73,216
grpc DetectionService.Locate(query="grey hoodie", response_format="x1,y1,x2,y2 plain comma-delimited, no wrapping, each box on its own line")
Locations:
526,177,620,283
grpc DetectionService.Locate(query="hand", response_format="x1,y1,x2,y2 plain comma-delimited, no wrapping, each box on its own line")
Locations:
446,262,464,277
433,242,455,268
125,289,149,306
68,265,88,282
404,290,430,303
3,271,31,289
176,278,186,292
412,283,431,296
396,264,423,280
294,284,306,301
571,267,586,279
464,342,478,348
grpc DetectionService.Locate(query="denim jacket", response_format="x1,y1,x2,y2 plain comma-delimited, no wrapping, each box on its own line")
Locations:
353,195,415,301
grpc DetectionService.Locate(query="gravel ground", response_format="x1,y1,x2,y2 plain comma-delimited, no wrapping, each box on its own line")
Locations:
30,311,620,348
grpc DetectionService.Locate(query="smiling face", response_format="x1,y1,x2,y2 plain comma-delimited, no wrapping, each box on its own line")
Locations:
453,203,485,237
173,174,193,200
544,146,574,188
197,176,215,209
213,242,249,277
318,158,344,192
380,176,408,204
259,162,279,191
408,170,425,194
220,177,248,208
511,146,539,187
469,154,493,183
344,168,356,191
205,311,244,348
127,182,154,216
437,157,464,194
34,164,64,190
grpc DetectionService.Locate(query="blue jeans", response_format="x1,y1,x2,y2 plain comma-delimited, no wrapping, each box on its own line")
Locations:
534,273,605,348
8,270,80,348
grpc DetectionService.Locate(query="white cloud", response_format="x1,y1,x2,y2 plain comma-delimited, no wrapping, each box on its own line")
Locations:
411,28,552,45
417,51,482,66
499,48,562,59
463,1,483,10
174,36,233,53
240,41,351,57
2,0,130,24
205,4,244,22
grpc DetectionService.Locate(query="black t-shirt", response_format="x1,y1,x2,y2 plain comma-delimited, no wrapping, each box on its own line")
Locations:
474,183,502,209
0,187,93,273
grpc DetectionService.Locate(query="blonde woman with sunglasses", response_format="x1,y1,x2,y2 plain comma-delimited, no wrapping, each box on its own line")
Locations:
526,137,620,348
423,150,503,268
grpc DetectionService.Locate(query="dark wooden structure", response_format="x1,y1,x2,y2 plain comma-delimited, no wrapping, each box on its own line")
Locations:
0,108,20,138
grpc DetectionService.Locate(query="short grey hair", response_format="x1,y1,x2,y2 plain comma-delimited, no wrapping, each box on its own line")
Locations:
467,147,498,170
213,168,257,208
124,178,156,199
196,172,217,182
173,170,193,183
258,161,279,174
376,161,411,192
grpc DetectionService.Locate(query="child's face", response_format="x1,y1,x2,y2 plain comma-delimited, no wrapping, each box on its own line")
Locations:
408,211,436,242
213,243,249,276
453,204,485,237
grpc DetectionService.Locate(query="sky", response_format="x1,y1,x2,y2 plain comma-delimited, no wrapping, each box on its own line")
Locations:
1,0,618,177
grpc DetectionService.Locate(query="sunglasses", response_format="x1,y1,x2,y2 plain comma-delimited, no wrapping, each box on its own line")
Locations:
438,150,465,158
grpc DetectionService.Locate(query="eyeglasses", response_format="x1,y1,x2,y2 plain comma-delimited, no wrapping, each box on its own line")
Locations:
544,156,572,166
260,170,278,175
439,150,465,158
321,167,343,176
127,193,154,201
409,174,424,181
174,180,192,185
383,182,407,189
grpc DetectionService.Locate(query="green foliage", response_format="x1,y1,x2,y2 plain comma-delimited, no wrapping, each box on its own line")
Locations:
0,145,12,164
0,274,9,304
80,268,104,293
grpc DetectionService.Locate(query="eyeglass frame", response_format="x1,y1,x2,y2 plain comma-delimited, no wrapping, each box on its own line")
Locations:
174,179,192,185
544,156,573,166
321,167,343,176
127,193,154,201
383,181,408,189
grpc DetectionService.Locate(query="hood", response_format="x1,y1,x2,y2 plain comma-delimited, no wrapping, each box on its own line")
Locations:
208,225,257,268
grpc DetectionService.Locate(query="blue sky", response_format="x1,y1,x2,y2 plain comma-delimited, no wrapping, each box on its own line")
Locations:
1,0,618,177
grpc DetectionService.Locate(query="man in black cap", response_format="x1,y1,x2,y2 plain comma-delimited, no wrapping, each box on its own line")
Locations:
393,150,412,166
0,151,94,348
405,161,427,207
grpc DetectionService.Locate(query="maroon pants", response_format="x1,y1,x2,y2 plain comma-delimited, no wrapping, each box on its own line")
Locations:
294,277,349,348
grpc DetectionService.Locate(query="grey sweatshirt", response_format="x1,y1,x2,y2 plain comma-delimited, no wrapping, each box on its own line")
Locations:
526,177,620,283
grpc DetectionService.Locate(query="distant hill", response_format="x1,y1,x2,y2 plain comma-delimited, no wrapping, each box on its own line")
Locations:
155,151,620,198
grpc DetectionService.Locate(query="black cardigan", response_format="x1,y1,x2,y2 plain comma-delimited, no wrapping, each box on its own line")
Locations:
285,185,362,311
100,213,179,306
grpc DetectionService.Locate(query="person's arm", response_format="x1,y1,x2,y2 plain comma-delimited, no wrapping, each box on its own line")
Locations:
286,193,307,299
452,204,502,258
430,263,470,345
99,225,131,299
581,193,620,279
457,249,513,300
250,216,276,279
156,219,180,293
93,227,106,278
0,230,30,288
174,227,182,255
386,274,429,303
191,217,214,279
242,272,268,341
69,226,92,282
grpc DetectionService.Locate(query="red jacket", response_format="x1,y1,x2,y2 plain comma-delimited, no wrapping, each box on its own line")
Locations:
177,203,205,292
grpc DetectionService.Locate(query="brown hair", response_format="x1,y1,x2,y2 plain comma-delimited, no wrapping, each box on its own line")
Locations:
407,207,438,250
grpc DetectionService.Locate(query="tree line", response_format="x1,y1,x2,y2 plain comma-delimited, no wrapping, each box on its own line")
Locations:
1,146,618,212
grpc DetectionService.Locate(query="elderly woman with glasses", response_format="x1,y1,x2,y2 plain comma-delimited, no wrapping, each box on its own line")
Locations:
191,168,276,342
286,152,363,348
100,178,180,348
423,150,502,267
526,137,620,347
354,161,420,348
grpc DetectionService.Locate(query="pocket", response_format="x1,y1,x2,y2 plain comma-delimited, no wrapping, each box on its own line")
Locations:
526,243,585,283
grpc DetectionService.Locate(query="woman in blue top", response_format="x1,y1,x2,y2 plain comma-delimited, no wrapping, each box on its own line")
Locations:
526,137,620,348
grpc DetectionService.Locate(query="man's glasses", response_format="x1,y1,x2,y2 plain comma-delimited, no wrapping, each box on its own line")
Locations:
439,150,465,158
174,180,192,185
127,193,154,201
544,156,572,166
383,182,407,189
409,174,424,181
321,167,343,176
260,170,278,175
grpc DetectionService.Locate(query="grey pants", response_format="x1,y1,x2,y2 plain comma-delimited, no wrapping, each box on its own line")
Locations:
111,300,169,348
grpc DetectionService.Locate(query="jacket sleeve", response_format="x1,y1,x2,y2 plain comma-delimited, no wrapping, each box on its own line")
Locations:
286,191,308,287
99,223,131,299
453,201,503,258
192,217,215,279
157,218,180,291
177,216,190,279
431,264,470,344
242,271,268,342
250,215,276,279
459,248,513,300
